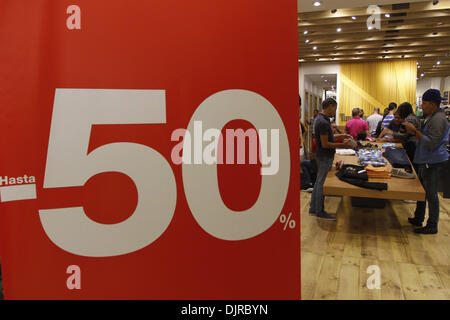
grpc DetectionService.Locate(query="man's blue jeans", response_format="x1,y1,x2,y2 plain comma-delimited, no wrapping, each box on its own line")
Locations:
414,162,445,229
309,155,334,214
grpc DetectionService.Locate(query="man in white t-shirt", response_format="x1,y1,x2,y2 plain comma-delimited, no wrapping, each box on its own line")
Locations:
366,108,383,137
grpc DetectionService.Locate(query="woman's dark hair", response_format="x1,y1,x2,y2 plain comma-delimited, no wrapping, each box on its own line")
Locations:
397,102,413,120
357,131,367,141
388,102,397,111
382,108,390,120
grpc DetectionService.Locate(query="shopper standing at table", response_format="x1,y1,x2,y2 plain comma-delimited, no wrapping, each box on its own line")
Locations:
367,108,383,137
345,108,370,140
382,102,397,128
394,102,421,163
309,98,352,220
403,89,449,234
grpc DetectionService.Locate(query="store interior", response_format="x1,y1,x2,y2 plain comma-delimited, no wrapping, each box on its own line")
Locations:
299,0,450,299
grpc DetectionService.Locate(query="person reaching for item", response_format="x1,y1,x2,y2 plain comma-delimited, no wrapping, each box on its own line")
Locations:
309,98,354,221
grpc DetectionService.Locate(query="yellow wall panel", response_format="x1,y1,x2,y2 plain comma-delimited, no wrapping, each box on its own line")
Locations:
339,60,417,122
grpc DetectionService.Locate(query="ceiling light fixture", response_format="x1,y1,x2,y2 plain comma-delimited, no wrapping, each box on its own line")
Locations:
421,73,425,77
437,61,441,65
313,1,322,7
352,16,357,20
337,27,342,32
304,30,309,35
368,26,373,30
305,39,310,43
385,13,391,18
313,46,318,50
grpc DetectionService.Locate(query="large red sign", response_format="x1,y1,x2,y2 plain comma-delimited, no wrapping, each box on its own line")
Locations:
0,0,299,299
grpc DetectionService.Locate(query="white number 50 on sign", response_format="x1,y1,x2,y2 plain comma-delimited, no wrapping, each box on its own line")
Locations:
39,89,290,257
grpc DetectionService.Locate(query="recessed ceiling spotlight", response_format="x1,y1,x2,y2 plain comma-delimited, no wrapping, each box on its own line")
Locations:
304,30,309,35
352,16,357,20
421,73,425,77
337,27,342,32
305,39,310,43
437,61,441,64
313,46,318,50
418,65,421,68
368,26,373,30
416,62,419,65
313,1,322,7
385,14,391,18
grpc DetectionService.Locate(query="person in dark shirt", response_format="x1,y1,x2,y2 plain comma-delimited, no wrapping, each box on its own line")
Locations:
377,111,402,142
309,98,353,220
393,102,421,163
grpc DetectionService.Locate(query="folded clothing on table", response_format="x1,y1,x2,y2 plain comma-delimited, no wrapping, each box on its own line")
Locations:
335,164,388,191
382,143,397,149
336,149,356,156
365,164,391,179
357,149,387,167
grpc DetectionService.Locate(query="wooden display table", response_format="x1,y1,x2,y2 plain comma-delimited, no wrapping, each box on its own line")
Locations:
323,143,426,201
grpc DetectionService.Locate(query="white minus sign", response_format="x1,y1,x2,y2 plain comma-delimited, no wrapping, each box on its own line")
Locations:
0,184,37,202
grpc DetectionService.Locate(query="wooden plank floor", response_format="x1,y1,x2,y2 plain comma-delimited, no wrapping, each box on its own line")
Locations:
301,191,450,300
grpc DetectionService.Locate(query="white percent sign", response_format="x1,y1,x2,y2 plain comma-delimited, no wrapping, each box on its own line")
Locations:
279,213,296,231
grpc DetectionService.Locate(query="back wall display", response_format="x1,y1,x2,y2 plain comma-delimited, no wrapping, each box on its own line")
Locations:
339,60,417,121
0,0,300,299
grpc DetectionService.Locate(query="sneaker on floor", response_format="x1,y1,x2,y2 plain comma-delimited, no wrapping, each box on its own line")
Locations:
414,226,437,234
316,212,336,221
408,217,422,227
391,168,415,179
